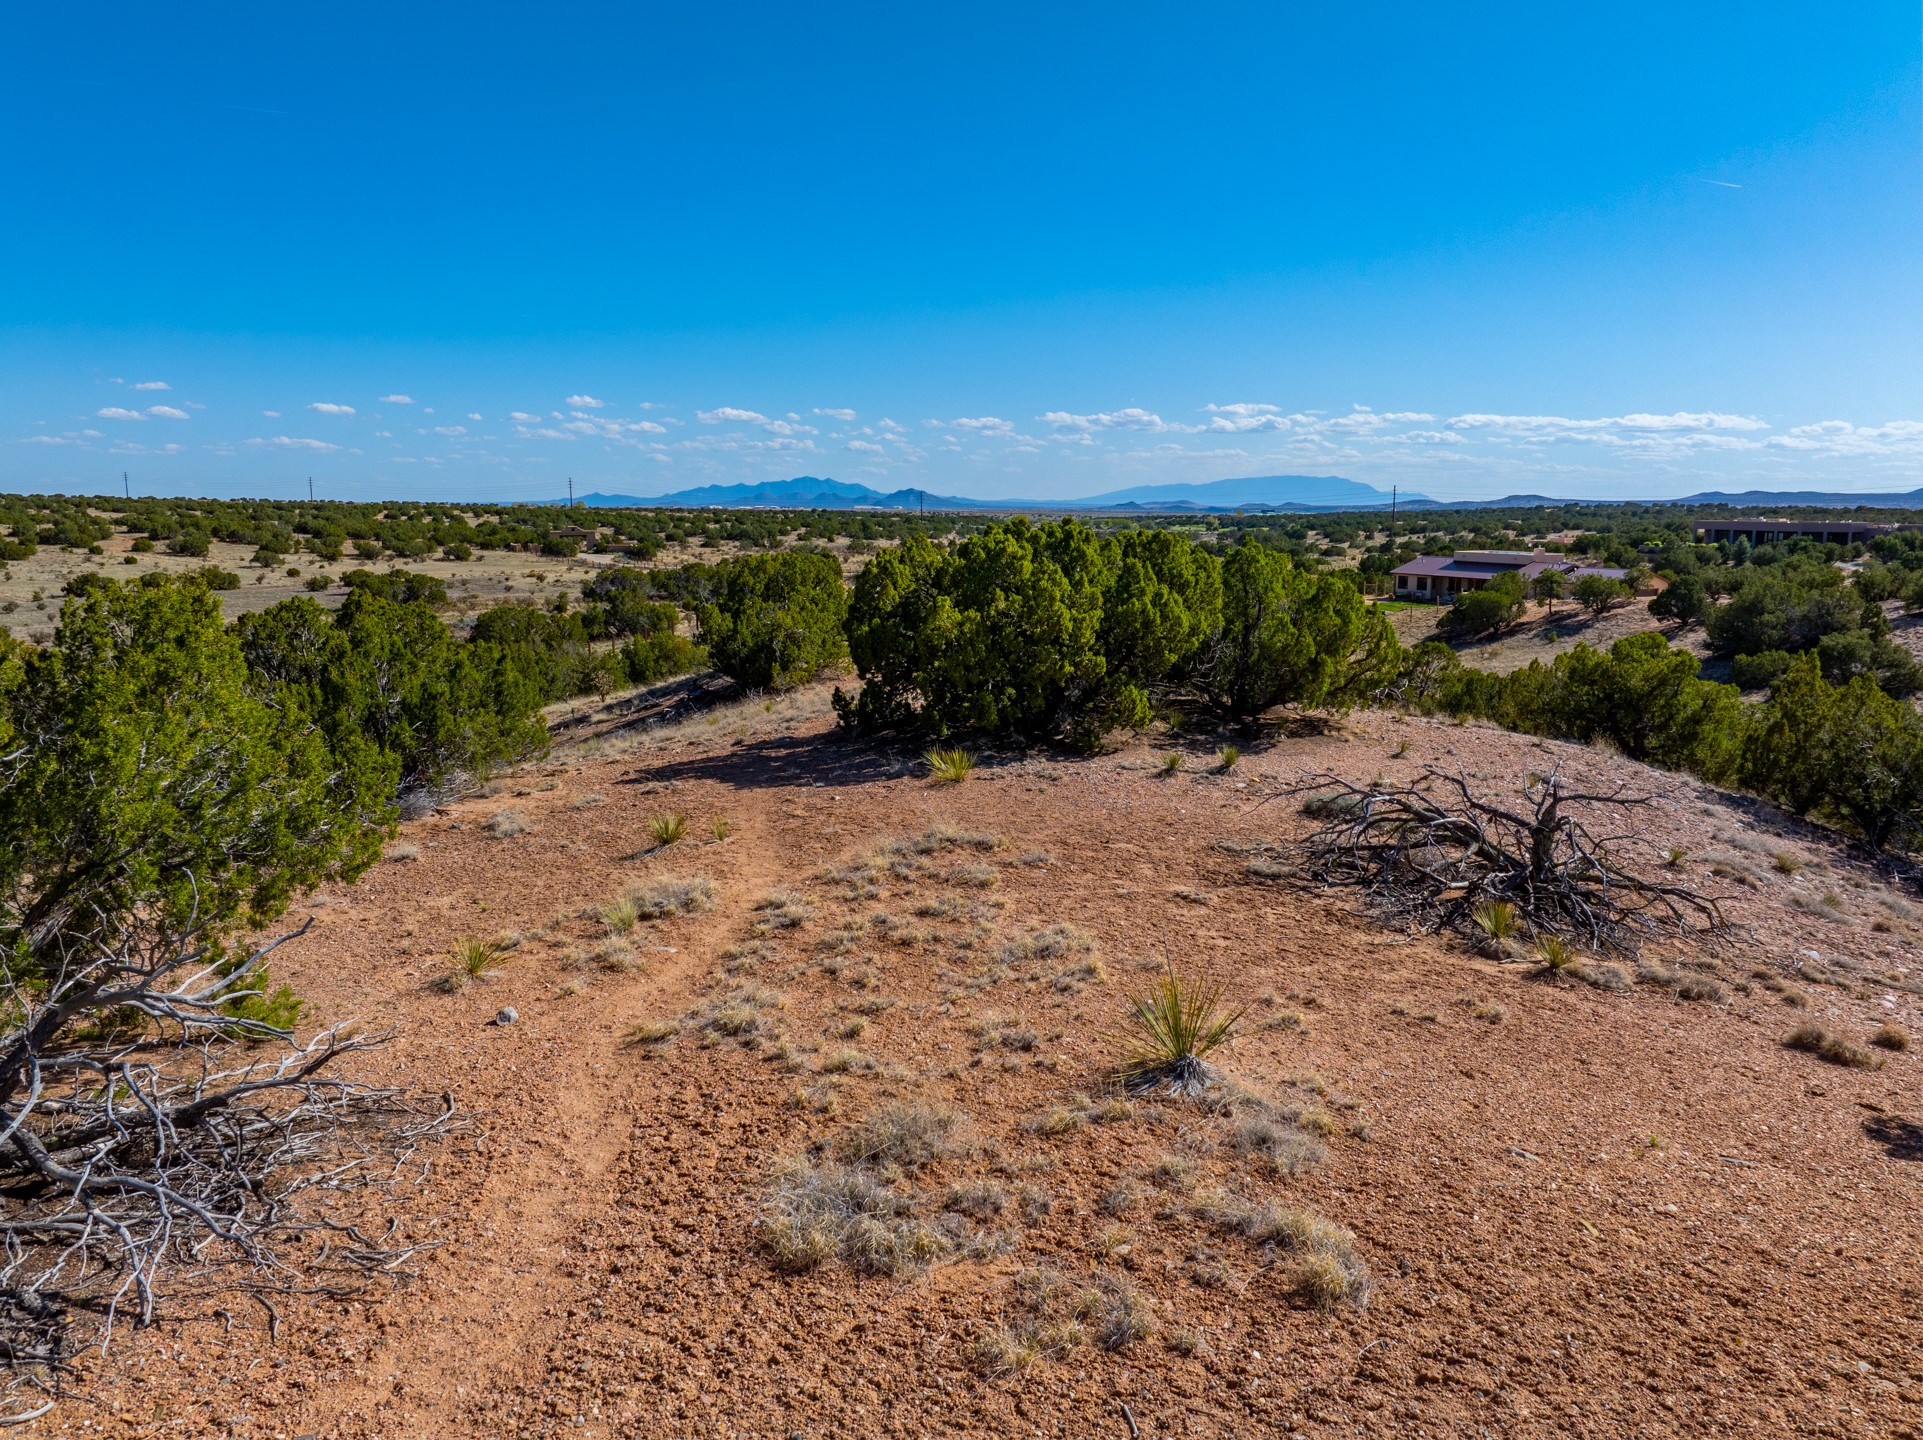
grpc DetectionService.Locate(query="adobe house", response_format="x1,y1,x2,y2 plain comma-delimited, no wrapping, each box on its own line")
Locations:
1390,548,1626,602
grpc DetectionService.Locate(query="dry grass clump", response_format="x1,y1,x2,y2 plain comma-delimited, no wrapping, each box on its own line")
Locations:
385,842,421,863
1245,858,1299,880
817,1047,876,1075
754,891,815,931
971,1014,1038,1052
438,936,507,991
839,1101,969,1172
1077,1274,1153,1350
1771,851,1802,875
628,876,715,920
758,1161,944,1276
945,862,1000,889
940,1180,1008,1220
1051,957,1107,993
571,793,606,810
702,987,785,1040
623,1018,679,1045
1569,961,1633,994
1230,1115,1326,1177
1872,1022,1910,1052
1675,975,1724,1003
485,809,529,839
1001,924,1095,967
1786,1023,1884,1070
600,895,641,933
1190,1191,1370,1309
885,827,1001,857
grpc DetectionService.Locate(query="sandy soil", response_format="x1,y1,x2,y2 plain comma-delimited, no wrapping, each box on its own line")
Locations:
33,688,1923,1438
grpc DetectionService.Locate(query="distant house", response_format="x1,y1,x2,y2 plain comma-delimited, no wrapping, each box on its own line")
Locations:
1390,548,1626,602
550,524,601,541
1692,517,1895,546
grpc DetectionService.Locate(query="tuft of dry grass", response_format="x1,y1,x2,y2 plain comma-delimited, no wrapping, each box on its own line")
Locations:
1872,1022,1911,1053
1190,1192,1371,1309
754,891,815,931
758,1161,944,1276
628,876,715,920
386,842,421,863
839,1101,969,1172
1216,745,1240,772
1786,1023,1884,1070
1076,1274,1152,1351
623,1018,679,1046
1230,1116,1325,1177
485,809,528,839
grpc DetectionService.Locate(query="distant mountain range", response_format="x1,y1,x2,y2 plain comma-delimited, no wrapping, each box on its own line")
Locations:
573,474,1433,513
567,476,1923,514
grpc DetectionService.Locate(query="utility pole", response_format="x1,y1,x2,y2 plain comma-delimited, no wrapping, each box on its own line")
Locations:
123,471,129,499
568,476,575,508
308,476,314,503
1391,485,1397,522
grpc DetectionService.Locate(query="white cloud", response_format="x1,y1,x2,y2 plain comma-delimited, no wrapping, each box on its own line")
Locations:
814,407,857,421
146,405,189,420
508,411,539,422
1204,403,1292,434
1446,410,1767,436
96,407,145,420
20,435,76,445
951,416,1014,433
380,394,414,404
132,380,170,391
1040,407,1195,434
1383,430,1465,445
566,394,605,408
262,410,282,418
433,425,467,436
846,439,885,454
698,406,769,425
307,402,356,416
467,412,483,420
248,436,341,452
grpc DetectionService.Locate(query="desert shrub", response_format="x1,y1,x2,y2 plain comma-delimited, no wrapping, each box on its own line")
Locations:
469,603,609,702
758,1162,944,1276
238,592,546,793
1203,539,1398,721
1438,572,1525,637
1872,1022,1910,1052
340,567,448,608
694,550,848,690
1648,573,1706,625
1571,573,1627,616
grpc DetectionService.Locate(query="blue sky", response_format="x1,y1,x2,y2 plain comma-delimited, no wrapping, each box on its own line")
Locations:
5,3,1920,503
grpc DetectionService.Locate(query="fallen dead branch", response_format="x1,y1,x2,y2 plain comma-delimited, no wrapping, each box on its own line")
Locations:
1287,767,1726,953
0,912,459,1419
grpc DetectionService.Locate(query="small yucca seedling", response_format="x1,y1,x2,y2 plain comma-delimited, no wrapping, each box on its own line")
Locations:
1664,846,1688,868
1472,899,1520,941
441,936,506,991
1535,935,1576,971
1114,966,1248,1097
1159,753,1182,776
926,747,975,783
710,816,733,842
1216,745,1240,772
650,812,689,847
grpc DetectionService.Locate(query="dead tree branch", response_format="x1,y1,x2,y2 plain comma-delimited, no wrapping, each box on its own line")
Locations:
1288,766,1726,952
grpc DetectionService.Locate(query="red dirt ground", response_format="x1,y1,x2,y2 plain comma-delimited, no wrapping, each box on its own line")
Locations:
37,688,1923,1439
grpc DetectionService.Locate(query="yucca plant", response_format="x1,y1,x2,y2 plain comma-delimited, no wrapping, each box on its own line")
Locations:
1159,753,1182,776
1535,934,1576,972
710,816,733,842
650,812,689,847
1472,899,1520,941
440,936,506,992
1114,966,1248,1097
926,747,976,783
1216,745,1240,772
